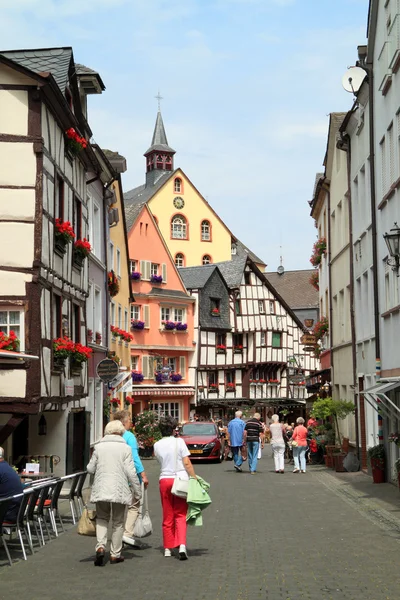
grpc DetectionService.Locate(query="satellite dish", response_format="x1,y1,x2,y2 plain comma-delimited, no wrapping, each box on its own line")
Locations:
342,67,366,93
277,265,284,275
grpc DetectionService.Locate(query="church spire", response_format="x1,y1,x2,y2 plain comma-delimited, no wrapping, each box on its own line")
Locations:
144,109,176,186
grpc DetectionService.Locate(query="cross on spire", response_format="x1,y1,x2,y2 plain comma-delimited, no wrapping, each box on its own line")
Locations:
155,90,163,111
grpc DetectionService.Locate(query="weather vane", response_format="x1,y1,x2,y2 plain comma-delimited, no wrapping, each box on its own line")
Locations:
155,90,163,111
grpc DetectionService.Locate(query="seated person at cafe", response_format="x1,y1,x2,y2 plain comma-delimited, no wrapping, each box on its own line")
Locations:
0,446,24,522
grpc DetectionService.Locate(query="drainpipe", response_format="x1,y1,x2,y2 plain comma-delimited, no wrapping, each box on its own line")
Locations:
321,183,334,390
338,132,360,458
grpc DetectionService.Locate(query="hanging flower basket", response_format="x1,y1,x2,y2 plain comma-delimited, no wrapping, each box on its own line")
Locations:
131,272,141,281
65,127,87,156
125,396,135,405
313,316,329,341
309,270,319,291
388,432,400,447
310,237,327,267
150,274,163,283
73,239,91,268
108,270,120,297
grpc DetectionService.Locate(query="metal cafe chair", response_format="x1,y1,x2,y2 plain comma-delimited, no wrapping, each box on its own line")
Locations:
75,471,88,517
34,480,58,544
43,479,65,537
24,485,43,550
1,490,34,562
59,472,81,524
0,498,13,566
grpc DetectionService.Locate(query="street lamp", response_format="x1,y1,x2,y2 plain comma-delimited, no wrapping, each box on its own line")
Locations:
383,222,400,275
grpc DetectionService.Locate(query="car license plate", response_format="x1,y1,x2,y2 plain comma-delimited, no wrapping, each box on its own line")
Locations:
190,449,203,454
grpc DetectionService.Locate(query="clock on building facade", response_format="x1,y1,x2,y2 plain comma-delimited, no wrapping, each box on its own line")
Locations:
173,197,185,209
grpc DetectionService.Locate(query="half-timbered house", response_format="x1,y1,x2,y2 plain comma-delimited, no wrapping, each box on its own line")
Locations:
180,255,319,421
0,48,105,473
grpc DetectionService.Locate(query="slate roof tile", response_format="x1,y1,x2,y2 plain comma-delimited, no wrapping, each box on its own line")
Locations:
1,47,72,92
264,269,318,309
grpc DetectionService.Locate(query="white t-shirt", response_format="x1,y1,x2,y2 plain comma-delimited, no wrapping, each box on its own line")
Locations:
154,436,190,480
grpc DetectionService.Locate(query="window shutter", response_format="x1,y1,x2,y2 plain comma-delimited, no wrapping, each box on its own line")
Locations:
162,263,167,283
140,260,146,279
143,305,150,328
148,357,154,378
179,356,186,378
145,261,151,281
142,356,149,378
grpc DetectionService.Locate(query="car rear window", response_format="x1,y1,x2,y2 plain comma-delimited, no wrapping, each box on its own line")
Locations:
181,424,216,436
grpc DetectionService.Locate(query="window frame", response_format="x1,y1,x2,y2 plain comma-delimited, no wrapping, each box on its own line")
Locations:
72,303,81,343
258,300,265,314
174,177,183,193
116,248,121,278
202,254,212,265
131,355,139,371
225,370,235,385
131,305,141,321
161,307,171,322
171,214,188,240
201,219,211,242
73,196,82,240
271,331,282,348
269,300,276,314
150,262,159,276
0,307,25,351
55,174,64,221
208,370,218,387
175,253,185,267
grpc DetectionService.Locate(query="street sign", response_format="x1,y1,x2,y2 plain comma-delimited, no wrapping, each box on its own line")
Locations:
300,334,317,345
96,358,119,382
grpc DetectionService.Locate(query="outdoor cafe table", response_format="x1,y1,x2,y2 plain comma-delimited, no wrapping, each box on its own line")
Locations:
19,472,53,481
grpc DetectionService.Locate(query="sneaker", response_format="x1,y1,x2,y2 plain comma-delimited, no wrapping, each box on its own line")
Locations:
234,465,242,472
164,549,172,557
250,472,256,475
122,535,137,547
301,470,306,473
179,545,188,560
293,468,299,473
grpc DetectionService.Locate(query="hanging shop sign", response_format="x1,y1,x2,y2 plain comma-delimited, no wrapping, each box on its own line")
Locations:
97,358,119,382
300,333,317,346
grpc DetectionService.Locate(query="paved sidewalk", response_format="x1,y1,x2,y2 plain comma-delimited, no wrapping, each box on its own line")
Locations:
1,451,400,600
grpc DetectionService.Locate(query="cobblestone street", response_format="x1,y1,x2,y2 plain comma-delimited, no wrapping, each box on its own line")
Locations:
1,452,400,600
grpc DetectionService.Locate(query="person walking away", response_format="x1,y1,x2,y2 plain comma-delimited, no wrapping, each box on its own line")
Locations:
267,415,286,473
292,417,308,473
0,447,24,522
87,420,141,566
154,416,197,560
243,413,264,474
227,411,246,472
114,410,149,548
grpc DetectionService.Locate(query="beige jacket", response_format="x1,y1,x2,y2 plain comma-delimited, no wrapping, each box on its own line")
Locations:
87,434,141,505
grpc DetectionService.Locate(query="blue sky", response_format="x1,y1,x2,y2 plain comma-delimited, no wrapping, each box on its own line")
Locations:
1,0,368,270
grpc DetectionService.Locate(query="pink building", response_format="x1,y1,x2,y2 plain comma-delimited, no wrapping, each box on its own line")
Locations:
124,204,195,422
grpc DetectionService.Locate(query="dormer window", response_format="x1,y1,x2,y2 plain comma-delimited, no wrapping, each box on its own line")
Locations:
231,244,237,255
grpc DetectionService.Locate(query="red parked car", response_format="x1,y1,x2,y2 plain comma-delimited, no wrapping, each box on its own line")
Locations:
179,422,225,462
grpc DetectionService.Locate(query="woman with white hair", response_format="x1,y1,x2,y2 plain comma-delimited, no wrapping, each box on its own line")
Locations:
267,415,286,473
291,417,308,473
87,419,142,566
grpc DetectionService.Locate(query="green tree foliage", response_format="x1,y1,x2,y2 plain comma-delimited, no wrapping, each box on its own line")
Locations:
311,397,355,445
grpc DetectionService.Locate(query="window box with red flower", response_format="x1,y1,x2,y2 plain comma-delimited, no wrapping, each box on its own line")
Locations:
54,219,75,256
211,308,220,317
0,330,20,352
208,383,219,393
70,342,93,375
233,345,243,354
73,238,91,269
216,344,227,354
53,336,75,370
108,270,120,297
65,127,88,158
258,379,266,384
268,379,280,385
310,237,327,267
226,382,236,392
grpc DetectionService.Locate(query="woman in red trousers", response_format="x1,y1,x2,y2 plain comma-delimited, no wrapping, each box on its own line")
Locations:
154,416,197,560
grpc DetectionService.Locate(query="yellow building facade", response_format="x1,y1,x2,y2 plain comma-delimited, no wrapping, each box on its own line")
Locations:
124,111,240,269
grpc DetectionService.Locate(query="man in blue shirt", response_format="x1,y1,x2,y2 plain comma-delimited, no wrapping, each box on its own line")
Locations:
114,410,148,547
0,447,24,521
228,411,246,472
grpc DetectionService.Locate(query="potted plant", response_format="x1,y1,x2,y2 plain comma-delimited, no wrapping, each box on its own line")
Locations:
53,336,75,370
108,270,120,297
170,373,183,383
131,371,144,383
313,317,329,341
162,321,176,331
234,345,243,353
73,238,91,268
131,320,145,331
70,342,92,374
65,127,87,156
131,271,141,281
54,218,75,255
95,331,102,345
332,448,346,472
211,308,220,316
226,382,236,392
155,371,165,384
176,322,188,331
310,397,355,446
367,444,386,483
0,330,20,352
124,396,135,407
87,329,93,343
216,344,227,354
209,383,219,393
135,411,162,458
150,274,163,284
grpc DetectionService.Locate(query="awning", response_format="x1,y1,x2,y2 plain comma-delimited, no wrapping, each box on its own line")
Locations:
361,378,400,417
131,386,195,397
120,379,133,393
0,349,39,360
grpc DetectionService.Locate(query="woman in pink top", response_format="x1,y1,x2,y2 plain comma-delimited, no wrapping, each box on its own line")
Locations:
292,417,308,473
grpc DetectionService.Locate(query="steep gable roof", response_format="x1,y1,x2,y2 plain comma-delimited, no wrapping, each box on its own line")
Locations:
265,269,318,310
212,255,247,288
124,171,174,208
178,265,218,289
144,110,175,155
0,47,73,92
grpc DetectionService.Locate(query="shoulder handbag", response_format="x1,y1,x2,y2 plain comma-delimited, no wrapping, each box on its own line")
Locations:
171,439,189,498
133,483,153,538
77,505,96,536
291,428,298,447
